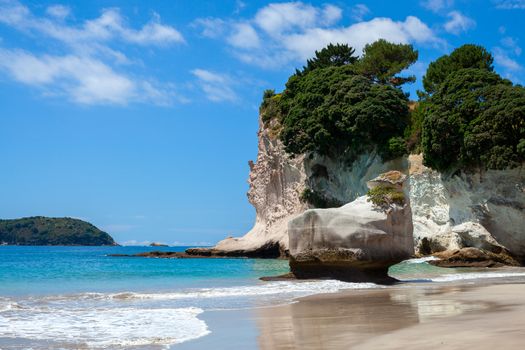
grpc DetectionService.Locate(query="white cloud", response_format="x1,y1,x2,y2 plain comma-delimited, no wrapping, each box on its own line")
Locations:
494,47,523,71
421,0,454,12
0,48,177,105
254,2,341,37
191,69,238,102
501,36,522,55
234,0,246,14
193,17,227,38
0,2,184,47
494,0,525,9
123,13,185,46
227,22,260,49
322,5,343,24
197,2,441,69
0,1,184,105
443,11,476,35
351,4,370,21
46,4,70,20
282,16,439,62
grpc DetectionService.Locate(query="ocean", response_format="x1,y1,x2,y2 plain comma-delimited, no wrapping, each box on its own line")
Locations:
2,246,525,349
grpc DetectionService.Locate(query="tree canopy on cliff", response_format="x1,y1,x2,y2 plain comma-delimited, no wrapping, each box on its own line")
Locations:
260,41,524,173
421,44,494,97
279,67,409,158
357,39,418,86
261,40,418,160
300,43,358,75
421,68,525,171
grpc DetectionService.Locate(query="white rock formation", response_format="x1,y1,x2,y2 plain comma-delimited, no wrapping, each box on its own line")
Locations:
212,116,406,256
208,116,524,263
287,171,414,282
213,118,308,255
409,154,525,259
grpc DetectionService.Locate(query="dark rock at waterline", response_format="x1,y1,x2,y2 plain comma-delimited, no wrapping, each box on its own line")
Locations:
109,251,209,259
430,247,521,268
289,251,400,284
108,249,277,259
185,241,287,259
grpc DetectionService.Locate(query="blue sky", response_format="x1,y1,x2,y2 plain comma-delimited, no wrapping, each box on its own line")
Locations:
0,0,524,245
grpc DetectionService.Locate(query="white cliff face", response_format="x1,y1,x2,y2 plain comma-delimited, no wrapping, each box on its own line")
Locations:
214,118,308,253
214,116,525,261
409,154,525,259
214,117,407,255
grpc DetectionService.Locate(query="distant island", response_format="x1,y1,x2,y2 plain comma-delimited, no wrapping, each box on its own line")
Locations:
150,242,169,247
0,217,117,246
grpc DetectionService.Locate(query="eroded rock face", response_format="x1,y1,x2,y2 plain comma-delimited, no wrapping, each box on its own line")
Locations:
197,113,524,266
409,154,525,262
210,117,308,257
202,116,405,257
288,172,414,283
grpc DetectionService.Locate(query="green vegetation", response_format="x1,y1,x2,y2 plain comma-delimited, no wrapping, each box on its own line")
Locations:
261,40,417,161
421,44,494,97
299,43,358,75
419,46,525,171
366,186,405,209
404,102,425,153
299,188,344,209
357,39,418,86
259,41,524,207
0,217,116,246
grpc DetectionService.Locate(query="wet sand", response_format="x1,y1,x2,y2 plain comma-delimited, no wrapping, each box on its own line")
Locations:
177,280,525,349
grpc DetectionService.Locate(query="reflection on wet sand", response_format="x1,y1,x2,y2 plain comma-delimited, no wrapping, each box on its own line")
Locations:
256,284,493,350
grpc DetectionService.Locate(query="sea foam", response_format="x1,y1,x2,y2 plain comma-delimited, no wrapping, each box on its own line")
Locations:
39,280,381,303
0,280,379,348
0,306,209,348
430,271,525,282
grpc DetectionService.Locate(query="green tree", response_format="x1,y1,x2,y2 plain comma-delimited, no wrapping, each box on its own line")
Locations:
279,65,409,159
422,44,494,96
300,43,358,74
357,39,418,86
421,68,525,171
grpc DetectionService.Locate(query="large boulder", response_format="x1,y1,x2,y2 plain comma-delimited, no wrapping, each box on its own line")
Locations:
288,171,414,283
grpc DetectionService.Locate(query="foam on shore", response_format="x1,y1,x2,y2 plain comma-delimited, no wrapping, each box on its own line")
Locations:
78,280,379,301
0,306,209,348
431,271,525,282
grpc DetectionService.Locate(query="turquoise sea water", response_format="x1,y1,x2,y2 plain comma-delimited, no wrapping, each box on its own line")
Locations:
2,246,525,349
0,246,289,296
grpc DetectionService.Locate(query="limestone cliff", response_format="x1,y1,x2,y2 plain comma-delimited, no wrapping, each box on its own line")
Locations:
408,154,525,262
205,116,407,257
211,117,308,257
195,116,524,264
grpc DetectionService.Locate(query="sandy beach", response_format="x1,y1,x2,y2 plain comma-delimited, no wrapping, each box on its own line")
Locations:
177,279,525,349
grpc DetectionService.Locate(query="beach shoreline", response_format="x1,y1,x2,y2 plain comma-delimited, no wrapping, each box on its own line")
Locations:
177,278,525,349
